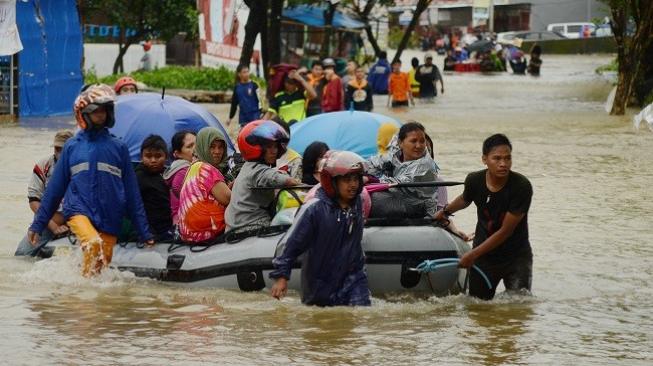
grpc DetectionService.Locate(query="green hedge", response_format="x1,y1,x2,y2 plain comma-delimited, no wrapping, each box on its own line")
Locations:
84,65,266,92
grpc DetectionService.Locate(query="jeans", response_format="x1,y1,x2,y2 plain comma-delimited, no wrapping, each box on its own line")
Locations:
469,247,533,300
14,228,55,257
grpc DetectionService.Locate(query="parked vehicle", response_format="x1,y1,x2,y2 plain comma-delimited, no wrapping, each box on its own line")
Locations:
500,31,567,42
496,31,517,44
547,22,596,39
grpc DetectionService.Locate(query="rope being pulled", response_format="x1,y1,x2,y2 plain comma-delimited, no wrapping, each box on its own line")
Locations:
411,258,493,290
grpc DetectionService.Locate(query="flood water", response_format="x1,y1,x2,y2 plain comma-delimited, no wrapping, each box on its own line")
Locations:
1,54,651,365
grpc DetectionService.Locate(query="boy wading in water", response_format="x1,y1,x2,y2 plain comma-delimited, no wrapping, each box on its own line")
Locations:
435,134,533,300
387,59,414,108
270,151,371,306
227,65,261,127
28,84,153,277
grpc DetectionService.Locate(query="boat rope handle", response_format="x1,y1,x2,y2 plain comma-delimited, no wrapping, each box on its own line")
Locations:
411,258,493,290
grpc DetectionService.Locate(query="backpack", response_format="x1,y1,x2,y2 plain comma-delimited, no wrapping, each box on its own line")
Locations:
267,64,299,100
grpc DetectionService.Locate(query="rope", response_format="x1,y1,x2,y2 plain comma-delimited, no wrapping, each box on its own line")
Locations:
411,258,493,291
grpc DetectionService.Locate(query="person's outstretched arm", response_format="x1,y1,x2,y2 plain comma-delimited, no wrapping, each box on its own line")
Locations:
269,204,316,299
28,148,71,244
458,211,525,268
433,194,470,222
436,67,444,93
292,70,317,99
256,167,300,188
227,85,239,126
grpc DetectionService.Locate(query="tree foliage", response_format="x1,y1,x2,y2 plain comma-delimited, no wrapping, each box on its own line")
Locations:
599,0,653,115
392,0,431,63
346,0,396,58
81,0,198,74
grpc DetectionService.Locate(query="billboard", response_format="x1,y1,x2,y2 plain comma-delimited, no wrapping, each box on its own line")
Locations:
198,0,259,69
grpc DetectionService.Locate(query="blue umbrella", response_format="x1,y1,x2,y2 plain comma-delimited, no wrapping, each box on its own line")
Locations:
111,92,235,162
289,111,401,158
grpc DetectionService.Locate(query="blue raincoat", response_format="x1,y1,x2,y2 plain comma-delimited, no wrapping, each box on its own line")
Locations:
269,188,370,306
29,128,152,241
367,59,391,95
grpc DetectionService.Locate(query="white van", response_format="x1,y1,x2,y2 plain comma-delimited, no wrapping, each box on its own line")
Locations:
547,22,596,39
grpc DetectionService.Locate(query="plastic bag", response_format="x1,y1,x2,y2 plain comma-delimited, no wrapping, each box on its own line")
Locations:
369,191,427,219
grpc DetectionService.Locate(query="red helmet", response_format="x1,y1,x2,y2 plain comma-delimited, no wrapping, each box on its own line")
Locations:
319,150,365,198
237,120,289,161
73,84,116,130
114,76,138,94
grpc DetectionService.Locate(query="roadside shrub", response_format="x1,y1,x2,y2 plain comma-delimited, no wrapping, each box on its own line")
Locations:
83,65,265,91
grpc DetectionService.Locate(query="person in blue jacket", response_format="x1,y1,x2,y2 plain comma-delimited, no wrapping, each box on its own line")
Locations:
227,64,261,127
28,84,153,277
270,150,371,306
367,51,391,95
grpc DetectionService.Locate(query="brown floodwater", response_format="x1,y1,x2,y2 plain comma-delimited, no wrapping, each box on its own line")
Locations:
0,54,651,365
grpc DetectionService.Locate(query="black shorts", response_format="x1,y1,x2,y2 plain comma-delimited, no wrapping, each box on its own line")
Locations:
468,247,532,300
391,100,409,107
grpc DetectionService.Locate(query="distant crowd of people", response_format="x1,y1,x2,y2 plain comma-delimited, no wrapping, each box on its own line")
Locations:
225,52,446,130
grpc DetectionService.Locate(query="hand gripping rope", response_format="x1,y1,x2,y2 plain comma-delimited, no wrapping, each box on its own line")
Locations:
412,258,493,291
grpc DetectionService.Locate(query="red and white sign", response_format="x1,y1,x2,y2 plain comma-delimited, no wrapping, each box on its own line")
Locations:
198,0,259,68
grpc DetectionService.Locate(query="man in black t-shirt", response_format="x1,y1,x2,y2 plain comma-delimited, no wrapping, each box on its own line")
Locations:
435,134,533,300
416,53,444,99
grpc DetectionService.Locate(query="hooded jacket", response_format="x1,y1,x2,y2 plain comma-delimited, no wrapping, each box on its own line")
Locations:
269,188,370,306
29,128,152,241
367,58,391,94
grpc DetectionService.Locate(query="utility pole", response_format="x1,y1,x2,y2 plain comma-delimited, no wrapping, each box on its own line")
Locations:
587,0,591,22
488,0,494,33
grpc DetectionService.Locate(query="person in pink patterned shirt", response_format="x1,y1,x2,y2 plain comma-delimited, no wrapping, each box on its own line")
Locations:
177,128,231,242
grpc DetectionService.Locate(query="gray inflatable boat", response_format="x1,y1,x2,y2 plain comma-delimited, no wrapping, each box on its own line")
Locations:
32,214,471,296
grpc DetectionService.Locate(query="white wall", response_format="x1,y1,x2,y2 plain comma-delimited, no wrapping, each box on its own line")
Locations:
84,43,166,76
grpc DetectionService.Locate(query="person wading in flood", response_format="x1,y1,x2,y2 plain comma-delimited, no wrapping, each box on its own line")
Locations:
270,150,371,306
435,134,533,300
27,84,154,277
15,130,74,256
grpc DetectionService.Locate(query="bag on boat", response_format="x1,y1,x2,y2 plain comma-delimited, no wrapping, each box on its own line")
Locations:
268,64,299,97
369,190,427,219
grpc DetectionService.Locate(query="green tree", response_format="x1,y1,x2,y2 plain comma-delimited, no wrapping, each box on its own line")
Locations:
392,0,432,63
347,0,395,58
81,0,197,75
600,0,653,115
239,0,267,68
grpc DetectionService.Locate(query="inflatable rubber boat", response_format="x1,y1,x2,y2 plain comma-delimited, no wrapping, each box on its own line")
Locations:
34,215,471,296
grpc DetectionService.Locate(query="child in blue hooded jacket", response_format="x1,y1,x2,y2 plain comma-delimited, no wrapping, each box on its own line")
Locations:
227,65,261,127
270,150,371,306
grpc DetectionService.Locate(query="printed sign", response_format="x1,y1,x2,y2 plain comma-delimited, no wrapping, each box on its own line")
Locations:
0,0,23,56
199,0,260,68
